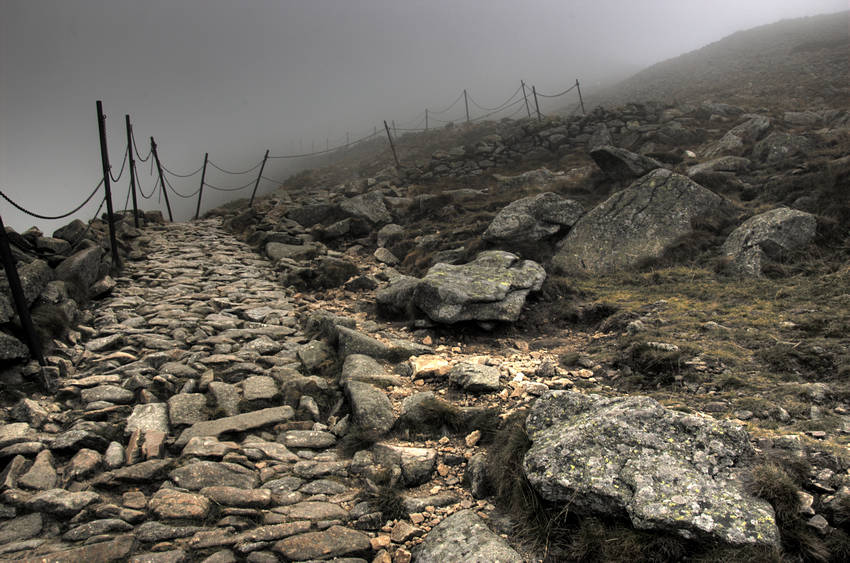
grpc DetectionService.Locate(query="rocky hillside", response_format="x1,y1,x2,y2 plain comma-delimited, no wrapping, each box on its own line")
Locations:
1,15,849,563
588,11,850,110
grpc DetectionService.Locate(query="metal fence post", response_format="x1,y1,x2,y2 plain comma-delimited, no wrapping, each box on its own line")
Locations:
0,214,52,392
125,115,140,227
576,79,586,114
532,86,542,121
195,153,208,220
521,80,531,119
150,137,173,222
383,120,400,168
249,150,270,208
96,101,122,271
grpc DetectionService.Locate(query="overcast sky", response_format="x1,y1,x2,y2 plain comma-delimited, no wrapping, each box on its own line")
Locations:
1,0,845,232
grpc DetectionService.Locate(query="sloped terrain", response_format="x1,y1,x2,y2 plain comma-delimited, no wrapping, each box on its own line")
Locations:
589,11,850,110
1,11,850,563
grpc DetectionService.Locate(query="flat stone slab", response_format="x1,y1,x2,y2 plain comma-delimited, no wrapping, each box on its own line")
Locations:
274,500,349,522
149,489,211,520
175,406,294,446
25,489,100,517
0,513,42,544
273,525,370,560
242,375,279,401
169,461,259,490
167,393,209,426
15,534,134,563
126,403,170,435
283,430,337,449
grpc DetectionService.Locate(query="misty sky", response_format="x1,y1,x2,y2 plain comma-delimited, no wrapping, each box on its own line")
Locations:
1,0,846,232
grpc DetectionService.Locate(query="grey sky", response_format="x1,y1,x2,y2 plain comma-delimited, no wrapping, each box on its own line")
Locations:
1,0,845,231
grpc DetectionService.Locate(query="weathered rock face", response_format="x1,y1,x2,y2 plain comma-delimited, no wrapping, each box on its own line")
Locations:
752,131,813,166
523,391,780,547
413,509,523,563
686,156,751,177
54,246,103,288
339,190,392,225
552,169,738,274
721,207,817,276
589,145,664,180
704,115,771,158
482,192,585,247
413,251,546,324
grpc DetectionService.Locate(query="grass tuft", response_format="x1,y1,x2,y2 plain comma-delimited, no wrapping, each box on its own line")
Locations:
364,485,407,521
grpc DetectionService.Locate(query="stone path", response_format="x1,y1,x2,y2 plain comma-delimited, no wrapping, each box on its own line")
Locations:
1,219,425,562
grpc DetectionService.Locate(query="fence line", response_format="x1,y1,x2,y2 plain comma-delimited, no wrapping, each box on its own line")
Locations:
3,76,584,234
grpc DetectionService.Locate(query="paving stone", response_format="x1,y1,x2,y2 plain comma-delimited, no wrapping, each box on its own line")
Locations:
126,403,170,435
175,406,294,447
282,430,337,449
149,488,211,519
25,489,100,516
0,423,33,448
242,376,279,401
168,393,209,425
17,450,58,490
0,513,42,544
200,486,272,507
169,461,259,490
14,534,135,563
273,525,370,560
62,518,134,541
208,381,241,416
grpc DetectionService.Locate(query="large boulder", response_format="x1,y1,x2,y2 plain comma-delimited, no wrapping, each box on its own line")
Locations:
286,203,345,228
523,391,780,547
414,509,522,563
721,207,817,276
752,132,813,167
340,190,392,224
482,192,584,247
413,251,546,324
54,246,103,288
52,219,88,245
589,145,664,181
704,115,771,158
1,259,54,307
552,169,738,274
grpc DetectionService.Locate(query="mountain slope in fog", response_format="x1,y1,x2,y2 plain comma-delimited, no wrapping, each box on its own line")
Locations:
591,11,849,109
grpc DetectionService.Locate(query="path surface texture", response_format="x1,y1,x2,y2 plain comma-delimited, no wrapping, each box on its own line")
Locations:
0,219,395,562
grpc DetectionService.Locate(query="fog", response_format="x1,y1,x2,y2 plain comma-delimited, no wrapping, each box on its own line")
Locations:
1,0,845,233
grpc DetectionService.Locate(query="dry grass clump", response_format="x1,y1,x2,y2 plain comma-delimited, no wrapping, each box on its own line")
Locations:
746,453,833,562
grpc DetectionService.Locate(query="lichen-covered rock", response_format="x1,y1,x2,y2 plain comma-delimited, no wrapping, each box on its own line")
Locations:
523,391,780,547
553,169,738,274
704,115,771,158
589,145,664,180
752,131,813,166
414,509,522,563
482,192,584,246
340,190,392,224
721,207,817,276
413,251,545,324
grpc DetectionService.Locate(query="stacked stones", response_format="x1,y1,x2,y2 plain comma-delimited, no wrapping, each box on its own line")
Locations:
0,211,153,365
